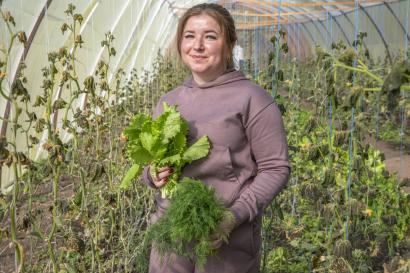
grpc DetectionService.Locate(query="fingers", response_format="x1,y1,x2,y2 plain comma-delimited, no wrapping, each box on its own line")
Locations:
153,178,168,188
151,166,173,188
157,166,172,173
155,167,173,181
209,236,223,250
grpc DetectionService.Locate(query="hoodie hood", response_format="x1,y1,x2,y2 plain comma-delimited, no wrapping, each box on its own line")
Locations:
183,69,248,89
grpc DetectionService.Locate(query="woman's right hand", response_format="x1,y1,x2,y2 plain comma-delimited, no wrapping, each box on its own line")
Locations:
150,166,173,188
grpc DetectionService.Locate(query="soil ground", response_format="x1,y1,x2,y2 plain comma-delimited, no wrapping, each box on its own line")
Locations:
0,175,76,273
365,137,410,181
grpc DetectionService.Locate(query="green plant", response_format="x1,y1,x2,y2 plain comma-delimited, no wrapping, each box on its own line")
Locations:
144,178,226,269
121,102,210,198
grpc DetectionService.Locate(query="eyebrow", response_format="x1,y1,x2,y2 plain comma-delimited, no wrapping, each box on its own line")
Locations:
183,30,219,35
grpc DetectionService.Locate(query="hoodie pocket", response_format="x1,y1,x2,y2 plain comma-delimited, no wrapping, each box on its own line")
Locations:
182,144,240,206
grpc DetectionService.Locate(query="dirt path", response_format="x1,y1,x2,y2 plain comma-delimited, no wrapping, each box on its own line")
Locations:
365,137,410,180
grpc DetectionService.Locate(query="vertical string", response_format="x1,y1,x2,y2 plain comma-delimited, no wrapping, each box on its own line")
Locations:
406,0,410,57
272,0,282,97
143,3,147,113
245,9,248,75
287,14,290,63
91,1,96,113
292,21,296,61
253,14,256,78
330,13,333,48
253,12,255,77
325,11,329,49
328,97,333,144
346,108,355,242
353,0,359,72
291,177,297,216
345,0,360,244
297,23,300,60
258,17,261,74
329,11,333,144
44,0,52,134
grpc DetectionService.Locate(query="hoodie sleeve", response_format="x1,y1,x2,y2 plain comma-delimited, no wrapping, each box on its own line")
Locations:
229,102,291,226
141,97,165,189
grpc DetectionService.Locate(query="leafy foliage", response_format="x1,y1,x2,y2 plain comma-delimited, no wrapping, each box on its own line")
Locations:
382,59,410,111
259,103,410,272
144,178,226,269
121,102,210,198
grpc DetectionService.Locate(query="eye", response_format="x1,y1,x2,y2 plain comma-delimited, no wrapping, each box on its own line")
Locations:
184,34,195,39
205,35,217,40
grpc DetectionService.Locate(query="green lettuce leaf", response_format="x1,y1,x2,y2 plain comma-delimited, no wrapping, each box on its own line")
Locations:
140,132,159,155
121,102,210,197
183,135,210,163
162,111,182,140
120,164,141,190
127,143,153,165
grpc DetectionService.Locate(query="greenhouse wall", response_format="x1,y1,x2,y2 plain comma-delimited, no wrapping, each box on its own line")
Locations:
299,0,410,60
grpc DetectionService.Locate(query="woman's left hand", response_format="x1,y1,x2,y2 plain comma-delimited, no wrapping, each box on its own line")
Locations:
208,210,236,250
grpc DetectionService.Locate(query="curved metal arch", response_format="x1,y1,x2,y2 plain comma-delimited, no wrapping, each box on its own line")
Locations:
231,2,317,58
315,17,333,45
108,0,151,82
304,5,352,47
53,0,102,128
298,22,317,49
127,0,167,73
319,3,391,63
284,22,315,58
286,6,359,55
1,0,53,137
236,10,311,60
331,15,353,47
384,2,410,43
236,22,307,65
264,5,334,53
274,23,307,60
267,5,328,45
359,4,392,64
335,6,370,49
284,23,307,60
312,5,360,48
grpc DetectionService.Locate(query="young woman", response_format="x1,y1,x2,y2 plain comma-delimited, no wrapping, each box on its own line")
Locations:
142,3,290,273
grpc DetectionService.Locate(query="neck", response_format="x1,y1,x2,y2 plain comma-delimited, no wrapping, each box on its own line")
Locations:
192,67,226,85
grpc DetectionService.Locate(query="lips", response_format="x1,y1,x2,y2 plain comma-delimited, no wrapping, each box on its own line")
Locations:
190,55,207,61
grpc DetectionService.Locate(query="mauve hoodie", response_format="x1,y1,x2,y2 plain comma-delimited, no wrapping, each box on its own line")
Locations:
142,69,290,227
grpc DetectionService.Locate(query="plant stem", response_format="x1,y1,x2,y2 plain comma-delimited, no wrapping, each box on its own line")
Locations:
334,61,383,84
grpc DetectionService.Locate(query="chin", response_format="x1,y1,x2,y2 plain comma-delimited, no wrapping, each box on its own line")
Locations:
189,65,211,74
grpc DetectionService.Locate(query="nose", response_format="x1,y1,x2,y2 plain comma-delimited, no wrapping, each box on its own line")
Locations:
193,37,204,51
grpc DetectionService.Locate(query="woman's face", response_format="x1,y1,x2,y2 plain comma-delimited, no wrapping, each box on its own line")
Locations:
180,14,226,84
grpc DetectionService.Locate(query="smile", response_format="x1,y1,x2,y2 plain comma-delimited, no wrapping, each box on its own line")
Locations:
190,55,207,61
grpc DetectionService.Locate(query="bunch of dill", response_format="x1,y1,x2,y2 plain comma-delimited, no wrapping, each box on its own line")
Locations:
145,177,226,269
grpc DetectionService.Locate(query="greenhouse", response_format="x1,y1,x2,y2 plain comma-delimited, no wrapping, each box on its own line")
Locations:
0,0,409,272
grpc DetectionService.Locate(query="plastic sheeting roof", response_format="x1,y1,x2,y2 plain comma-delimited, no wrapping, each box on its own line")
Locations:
228,0,395,26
